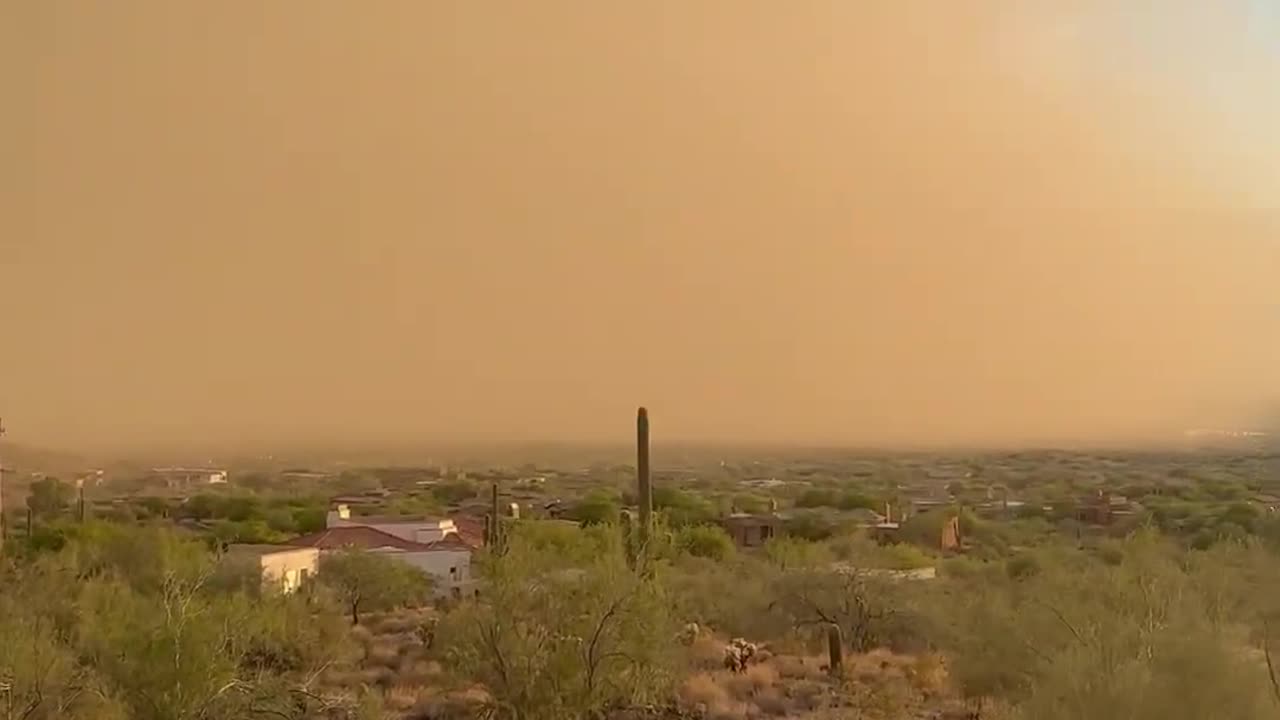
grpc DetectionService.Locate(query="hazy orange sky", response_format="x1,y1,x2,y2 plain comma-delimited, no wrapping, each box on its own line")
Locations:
2,2,1278,450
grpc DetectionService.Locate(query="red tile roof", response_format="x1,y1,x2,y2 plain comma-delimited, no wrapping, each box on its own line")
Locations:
424,533,475,552
448,514,486,549
334,514,444,526
288,526,432,552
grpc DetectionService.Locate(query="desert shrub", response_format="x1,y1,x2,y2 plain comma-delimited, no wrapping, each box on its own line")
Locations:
438,530,682,720
675,524,736,562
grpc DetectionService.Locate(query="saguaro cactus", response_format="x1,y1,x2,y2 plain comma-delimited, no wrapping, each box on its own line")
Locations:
637,407,652,559
827,623,844,676
485,481,506,553
620,509,636,569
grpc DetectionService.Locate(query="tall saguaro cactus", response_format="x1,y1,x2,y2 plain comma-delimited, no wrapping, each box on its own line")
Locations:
485,481,506,554
826,624,845,676
620,509,636,569
636,407,653,562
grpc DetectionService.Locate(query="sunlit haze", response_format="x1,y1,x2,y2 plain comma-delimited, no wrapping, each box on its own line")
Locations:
2,2,1277,451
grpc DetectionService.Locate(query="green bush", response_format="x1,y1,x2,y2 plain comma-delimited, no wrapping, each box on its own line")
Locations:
675,524,735,562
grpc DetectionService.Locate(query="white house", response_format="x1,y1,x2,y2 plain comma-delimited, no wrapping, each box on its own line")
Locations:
326,503,458,544
225,544,319,594
153,467,228,488
291,518,476,598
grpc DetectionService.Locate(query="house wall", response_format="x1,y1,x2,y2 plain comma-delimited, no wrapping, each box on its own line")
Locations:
348,520,454,543
724,521,778,548
411,523,455,544
258,547,319,594
368,548,473,595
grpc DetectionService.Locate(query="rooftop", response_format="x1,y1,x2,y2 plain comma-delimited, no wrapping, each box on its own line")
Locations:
335,514,450,526
423,535,474,552
290,525,474,553
723,513,782,526
226,543,312,557
448,514,486,548
291,526,432,551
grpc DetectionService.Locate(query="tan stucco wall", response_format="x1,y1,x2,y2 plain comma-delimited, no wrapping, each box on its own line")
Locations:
258,547,320,593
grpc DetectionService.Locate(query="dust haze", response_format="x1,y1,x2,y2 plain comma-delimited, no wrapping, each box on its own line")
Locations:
2,2,1277,451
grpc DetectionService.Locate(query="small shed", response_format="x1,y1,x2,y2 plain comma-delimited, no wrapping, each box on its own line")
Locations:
722,513,782,548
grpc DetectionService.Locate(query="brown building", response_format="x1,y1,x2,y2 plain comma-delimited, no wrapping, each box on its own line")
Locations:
940,514,961,552
1075,489,1136,525
722,513,782,548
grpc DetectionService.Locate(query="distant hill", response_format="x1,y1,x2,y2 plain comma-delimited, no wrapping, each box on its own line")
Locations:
0,441,91,476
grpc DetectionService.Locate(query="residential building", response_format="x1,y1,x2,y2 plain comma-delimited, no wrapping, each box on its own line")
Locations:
1076,490,1135,526
722,512,782,548
225,544,319,594
447,514,486,549
326,503,458,544
279,470,334,482
152,467,228,488
868,521,901,544
296,518,477,598
940,514,961,552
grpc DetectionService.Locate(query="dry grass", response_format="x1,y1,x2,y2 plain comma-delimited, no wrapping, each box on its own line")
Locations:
321,667,366,689
334,620,960,719
707,700,754,720
359,667,396,689
752,688,791,717
366,639,403,669
679,673,730,710
350,624,374,645
316,607,453,717
689,634,727,670
744,662,779,692
784,679,829,712
773,654,825,681
905,652,948,696
724,663,779,700
396,658,443,686
370,608,432,636
383,684,423,712
673,647,960,720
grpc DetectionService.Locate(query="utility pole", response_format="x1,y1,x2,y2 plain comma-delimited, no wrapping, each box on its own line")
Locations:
0,417,7,552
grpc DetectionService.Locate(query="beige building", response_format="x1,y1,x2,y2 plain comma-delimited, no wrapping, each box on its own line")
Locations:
290,525,477,598
722,512,782,548
226,544,319,594
326,504,459,543
153,467,229,489
293,508,480,598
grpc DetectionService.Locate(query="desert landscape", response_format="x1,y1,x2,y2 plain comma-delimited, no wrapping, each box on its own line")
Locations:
3,2,1278,718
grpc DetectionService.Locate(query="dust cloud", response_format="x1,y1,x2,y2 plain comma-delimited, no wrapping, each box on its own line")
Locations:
2,2,1277,451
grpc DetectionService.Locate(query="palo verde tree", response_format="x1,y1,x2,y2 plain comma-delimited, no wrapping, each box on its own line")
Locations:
2,524,361,720
439,522,682,720
936,531,1272,720
318,548,433,625
25,476,73,519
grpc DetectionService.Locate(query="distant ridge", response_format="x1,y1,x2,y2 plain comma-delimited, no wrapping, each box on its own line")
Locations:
0,441,90,474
